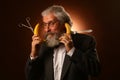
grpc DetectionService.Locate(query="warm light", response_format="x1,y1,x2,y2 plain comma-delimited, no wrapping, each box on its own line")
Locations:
71,16,85,32
66,8,86,31
64,6,92,33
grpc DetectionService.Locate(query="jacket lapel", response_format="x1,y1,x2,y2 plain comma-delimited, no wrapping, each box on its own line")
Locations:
61,54,71,79
44,48,54,80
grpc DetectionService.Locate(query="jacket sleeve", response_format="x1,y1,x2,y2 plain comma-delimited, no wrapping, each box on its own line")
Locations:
70,34,101,76
25,57,44,80
25,43,48,80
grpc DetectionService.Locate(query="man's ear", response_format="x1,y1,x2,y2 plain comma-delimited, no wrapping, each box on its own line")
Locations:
59,23,66,33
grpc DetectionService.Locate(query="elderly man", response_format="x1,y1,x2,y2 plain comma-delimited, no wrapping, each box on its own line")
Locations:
26,5,100,80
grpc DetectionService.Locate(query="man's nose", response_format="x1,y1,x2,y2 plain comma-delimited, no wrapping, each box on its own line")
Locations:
45,26,51,32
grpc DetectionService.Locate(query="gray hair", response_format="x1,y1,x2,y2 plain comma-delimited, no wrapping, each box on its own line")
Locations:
41,5,73,26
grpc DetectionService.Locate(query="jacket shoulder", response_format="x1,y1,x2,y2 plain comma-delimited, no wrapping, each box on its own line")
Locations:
71,33,96,51
71,33,95,41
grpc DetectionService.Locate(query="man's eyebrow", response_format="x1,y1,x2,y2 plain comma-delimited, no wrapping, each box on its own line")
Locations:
43,19,57,23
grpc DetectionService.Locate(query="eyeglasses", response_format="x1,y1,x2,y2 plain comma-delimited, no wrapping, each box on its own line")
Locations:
42,20,59,28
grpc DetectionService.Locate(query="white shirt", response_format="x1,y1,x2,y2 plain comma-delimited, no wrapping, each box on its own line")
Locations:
53,45,75,80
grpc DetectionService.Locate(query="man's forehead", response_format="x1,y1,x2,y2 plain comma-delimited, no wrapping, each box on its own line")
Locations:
42,13,57,22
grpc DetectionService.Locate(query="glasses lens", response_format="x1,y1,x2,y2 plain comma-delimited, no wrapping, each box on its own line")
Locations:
42,20,58,27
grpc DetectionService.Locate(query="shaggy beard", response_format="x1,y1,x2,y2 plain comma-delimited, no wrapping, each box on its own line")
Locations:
45,32,61,48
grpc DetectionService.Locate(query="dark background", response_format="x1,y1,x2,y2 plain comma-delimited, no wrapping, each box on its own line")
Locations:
1,0,120,80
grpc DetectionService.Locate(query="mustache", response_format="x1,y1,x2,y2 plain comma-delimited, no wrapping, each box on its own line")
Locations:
45,32,62,40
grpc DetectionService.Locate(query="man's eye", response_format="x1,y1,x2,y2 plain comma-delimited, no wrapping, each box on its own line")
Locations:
49,22,54,25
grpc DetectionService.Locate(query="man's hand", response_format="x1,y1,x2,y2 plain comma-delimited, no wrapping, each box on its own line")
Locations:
30,35,43,58
59,33,74,52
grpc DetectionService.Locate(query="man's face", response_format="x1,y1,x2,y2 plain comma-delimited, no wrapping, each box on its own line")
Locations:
42,13,64,47
43,13,61,33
